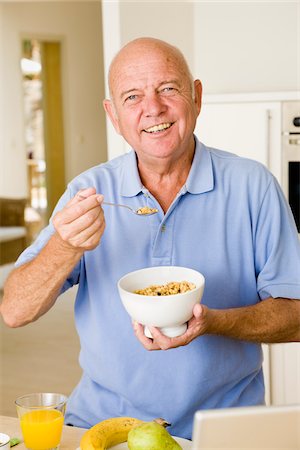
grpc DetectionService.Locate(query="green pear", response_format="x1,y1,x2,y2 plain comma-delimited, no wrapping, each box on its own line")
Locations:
127,421,182,450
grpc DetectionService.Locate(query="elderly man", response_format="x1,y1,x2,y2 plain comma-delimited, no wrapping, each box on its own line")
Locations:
1,37,300,439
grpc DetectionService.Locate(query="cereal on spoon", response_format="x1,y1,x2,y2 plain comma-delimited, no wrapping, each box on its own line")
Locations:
136,206,158,215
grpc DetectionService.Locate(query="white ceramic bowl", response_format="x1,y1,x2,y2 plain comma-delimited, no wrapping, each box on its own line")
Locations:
0,433,10,450
118,266,205,337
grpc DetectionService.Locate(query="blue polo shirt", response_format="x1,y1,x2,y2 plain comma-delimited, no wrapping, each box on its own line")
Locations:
16,137,300,439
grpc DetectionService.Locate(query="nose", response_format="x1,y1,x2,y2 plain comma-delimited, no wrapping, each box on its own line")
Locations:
143,93,167,117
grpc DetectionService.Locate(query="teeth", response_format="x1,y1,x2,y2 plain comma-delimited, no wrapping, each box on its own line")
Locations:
144,122,172,133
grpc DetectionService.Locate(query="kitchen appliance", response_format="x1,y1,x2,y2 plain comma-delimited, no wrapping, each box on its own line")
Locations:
282,101,300,234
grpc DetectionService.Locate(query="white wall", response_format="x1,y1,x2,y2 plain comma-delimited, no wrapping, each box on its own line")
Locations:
194,1,299,94
1,3,27,197
1,1,107,199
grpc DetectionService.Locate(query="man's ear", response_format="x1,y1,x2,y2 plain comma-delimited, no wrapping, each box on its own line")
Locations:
103,99,121,134
194,79,202,116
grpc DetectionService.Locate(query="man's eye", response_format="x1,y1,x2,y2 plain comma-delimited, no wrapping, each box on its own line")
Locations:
161,87,177,94
126,94,138,102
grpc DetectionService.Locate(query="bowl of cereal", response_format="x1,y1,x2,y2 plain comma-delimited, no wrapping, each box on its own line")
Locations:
118,266,205,338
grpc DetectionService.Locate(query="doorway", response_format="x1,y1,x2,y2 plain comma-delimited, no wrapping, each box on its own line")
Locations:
21,38,66,242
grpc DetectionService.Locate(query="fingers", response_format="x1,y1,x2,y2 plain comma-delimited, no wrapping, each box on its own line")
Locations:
61,207,105,249
133,321,188,351
133,321,161,351
184,304,209,340
53,188,105,251
68,187,97,206
132,304,207,351
193,302,203,319
59,193,103,225
149,326,184,350
60,201,103,237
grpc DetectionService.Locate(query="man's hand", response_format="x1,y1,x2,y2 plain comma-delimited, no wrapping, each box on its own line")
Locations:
133,297,300,350
52,187,105,252
133,303,210,350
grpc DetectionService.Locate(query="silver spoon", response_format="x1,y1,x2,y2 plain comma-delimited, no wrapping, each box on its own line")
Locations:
102,201,158,216
78,194,158,216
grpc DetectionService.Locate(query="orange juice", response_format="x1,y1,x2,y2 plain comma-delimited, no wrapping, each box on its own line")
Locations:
20,409,64,449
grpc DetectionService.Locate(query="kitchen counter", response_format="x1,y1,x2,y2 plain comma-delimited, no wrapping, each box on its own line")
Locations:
0,415,85,449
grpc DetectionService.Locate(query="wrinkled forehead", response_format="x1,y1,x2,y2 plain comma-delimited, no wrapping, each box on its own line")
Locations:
108,42,192,98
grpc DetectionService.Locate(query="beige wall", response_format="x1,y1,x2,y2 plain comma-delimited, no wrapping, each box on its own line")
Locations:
119,1,195,73
0,4,4,195
1,1,107,198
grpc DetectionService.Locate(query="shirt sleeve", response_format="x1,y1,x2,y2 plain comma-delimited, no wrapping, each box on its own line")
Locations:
15,186,81,294
255,176,300,300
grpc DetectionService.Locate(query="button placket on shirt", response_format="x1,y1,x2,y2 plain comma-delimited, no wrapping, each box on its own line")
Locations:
150,191,186,265
142,187,186,265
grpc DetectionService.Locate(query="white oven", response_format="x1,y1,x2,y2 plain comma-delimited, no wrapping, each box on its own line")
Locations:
282,101,300,234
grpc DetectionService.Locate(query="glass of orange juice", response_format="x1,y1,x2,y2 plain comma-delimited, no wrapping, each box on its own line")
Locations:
15,393,67,450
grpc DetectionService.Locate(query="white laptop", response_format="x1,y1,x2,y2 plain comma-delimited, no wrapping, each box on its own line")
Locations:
191,404,300,450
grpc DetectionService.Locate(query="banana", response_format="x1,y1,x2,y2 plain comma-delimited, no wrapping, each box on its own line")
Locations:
80,417,169,450
80,417,143,450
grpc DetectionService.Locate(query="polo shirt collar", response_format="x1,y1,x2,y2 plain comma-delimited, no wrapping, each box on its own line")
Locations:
120,150,143,197
185,137,214,194
120,136,214,198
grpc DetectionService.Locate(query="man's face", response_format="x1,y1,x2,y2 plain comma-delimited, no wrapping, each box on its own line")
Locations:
104,44,202,163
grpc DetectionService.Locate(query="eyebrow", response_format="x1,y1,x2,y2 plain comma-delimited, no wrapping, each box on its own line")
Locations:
120,88,139,99
158,79,181,88
120,79,182,99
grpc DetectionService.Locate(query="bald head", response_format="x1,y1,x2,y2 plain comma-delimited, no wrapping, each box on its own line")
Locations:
108,37,194,101
103,36,202,164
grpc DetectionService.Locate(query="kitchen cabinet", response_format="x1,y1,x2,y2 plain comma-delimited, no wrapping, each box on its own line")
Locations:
196,97,282,182
196,91,300,407
270,343,300,405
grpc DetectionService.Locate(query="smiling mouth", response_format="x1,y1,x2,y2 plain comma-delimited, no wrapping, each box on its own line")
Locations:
143,122,174,134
